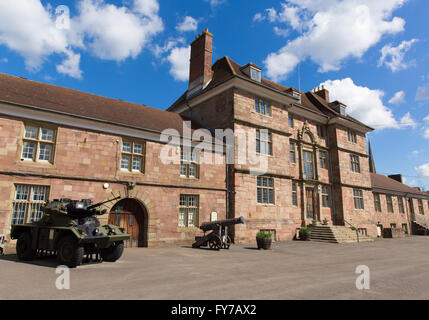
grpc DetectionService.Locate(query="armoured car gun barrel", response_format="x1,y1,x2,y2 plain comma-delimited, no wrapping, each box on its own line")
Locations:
86,196,121,211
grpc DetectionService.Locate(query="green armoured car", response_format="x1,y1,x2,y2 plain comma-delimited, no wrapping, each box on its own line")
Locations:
10,196,130,268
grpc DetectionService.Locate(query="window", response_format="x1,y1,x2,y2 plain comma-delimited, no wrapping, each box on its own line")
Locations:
319,151,327,169
254,98,271,116
288,115,294,128
402,224,408,235
290,142,296,163
180,148,200,178
347,129,357,143
317,125,326,139
250,67,262,82
321,186,330,208
350,154,360,173
12,184,49,224
179,195,199,228
353,189,364,210
418,199,424,215
374,193,382,212
21,124,56,163
390,223,397,229
256,129,273,155
293,91,301,104
398,196,405,214
121,140,145,173
386,195,394,213
303,150,314,179
292,183,298,206
257,177,275,204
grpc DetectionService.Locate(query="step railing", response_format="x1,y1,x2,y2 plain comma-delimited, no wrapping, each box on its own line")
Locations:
344,220,359,243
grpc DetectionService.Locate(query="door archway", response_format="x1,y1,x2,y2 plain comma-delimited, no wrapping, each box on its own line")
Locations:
108,198,148,248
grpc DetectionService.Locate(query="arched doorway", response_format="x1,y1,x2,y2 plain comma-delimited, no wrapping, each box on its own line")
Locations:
108,198,148,248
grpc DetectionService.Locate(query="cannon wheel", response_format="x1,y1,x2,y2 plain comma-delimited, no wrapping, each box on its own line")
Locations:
208,235,222,250
222,236,232,249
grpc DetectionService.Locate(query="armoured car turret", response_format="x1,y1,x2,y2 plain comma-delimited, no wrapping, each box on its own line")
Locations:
10,196,130,267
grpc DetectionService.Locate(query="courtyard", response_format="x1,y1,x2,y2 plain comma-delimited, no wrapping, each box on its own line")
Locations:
1,236,429,300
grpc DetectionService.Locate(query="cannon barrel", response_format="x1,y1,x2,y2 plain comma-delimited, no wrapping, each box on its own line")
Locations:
200,216,245,232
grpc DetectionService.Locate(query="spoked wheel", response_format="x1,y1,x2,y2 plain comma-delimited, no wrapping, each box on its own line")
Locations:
208,235,222,250
16,232,36,261
222,235,232,249
57,235,84,268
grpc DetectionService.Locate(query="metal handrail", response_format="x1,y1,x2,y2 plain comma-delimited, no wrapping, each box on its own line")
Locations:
344,219,360,243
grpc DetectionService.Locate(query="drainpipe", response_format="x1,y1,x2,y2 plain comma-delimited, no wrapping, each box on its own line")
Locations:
326,125,336,225
404,192,411,235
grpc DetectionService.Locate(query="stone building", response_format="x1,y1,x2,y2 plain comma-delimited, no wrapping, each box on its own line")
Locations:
0,29,427,248
0,73,227,248
168,29,428,241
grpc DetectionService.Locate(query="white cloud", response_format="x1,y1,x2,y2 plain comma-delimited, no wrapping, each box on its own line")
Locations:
0,0,163,79
152,38,185,58
412,150,421,156
424,115,429,123
388,90,405,104
204,0,226,8
416,83,429,101
253,13,265,22
176,16,198,32
166,46,190,81
273,27,289,38
321,78,401,130
416,163,429,178
378,39,418,72
261,0,407,81
424,128,429,139
1,58,7,63
399,112,417,129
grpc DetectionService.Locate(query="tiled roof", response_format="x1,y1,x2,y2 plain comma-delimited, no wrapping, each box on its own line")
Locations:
0,73,187,134
370,173,427,197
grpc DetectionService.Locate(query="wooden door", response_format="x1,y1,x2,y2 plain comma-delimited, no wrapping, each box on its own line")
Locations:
306,188,315,220
109,211,140,248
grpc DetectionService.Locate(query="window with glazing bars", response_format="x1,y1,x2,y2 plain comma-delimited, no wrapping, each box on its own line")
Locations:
121,140,145,173
350,154,360,173
319,151,327,169
303,150,314,179
317,125,325,139
321,186,330,207
353,189,364,209
418,199,424,215
12,184,49,224
290,142,296,163
254,98,271,116
180,148,200,178
386,195,394,213
288,115,294,128
21,125,56,163
292,183,298,206
374,193,382,212
398,196,405,214
256,129,272,155
178,195,199,227
257,177,275,204
347,129,357,143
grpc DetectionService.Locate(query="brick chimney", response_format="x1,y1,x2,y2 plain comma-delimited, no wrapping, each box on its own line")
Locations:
188,29,213,97
314,85,329,103
388,174,403,183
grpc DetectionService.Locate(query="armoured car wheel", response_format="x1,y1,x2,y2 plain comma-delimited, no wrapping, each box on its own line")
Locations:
16,232,36,261
101,241,124,262
57,235,84,268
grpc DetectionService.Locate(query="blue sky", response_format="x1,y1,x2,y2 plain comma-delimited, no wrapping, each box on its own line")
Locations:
0,0,428,189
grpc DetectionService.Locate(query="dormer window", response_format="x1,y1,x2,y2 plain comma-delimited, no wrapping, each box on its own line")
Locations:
339,105,346,116
331,101,347,116
241,63,262,83
292,91,301,104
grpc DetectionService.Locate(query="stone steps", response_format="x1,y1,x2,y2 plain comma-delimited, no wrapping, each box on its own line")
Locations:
309,225,374,243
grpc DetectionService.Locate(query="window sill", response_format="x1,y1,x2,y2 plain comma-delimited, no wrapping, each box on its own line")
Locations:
251,110,272,118
257,203,276,207
180,176,200,181
19,160,54,168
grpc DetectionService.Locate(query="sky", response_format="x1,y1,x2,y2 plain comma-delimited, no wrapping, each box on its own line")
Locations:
0,0,428,190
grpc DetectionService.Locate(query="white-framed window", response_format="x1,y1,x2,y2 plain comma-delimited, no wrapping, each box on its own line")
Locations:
180,148,200,178
250,67,261,82
21,125,56,163
350,154,360,173
12,184,50,224
347,129,357,143
179,195,199,228
256,129,273,155
257,176,275,204
121,140,145,173
353,189,364,210
254,98,271,116
293,91,301,104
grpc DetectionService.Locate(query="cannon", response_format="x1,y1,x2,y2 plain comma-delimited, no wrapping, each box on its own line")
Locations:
10,196,130,267
192,216,245,250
